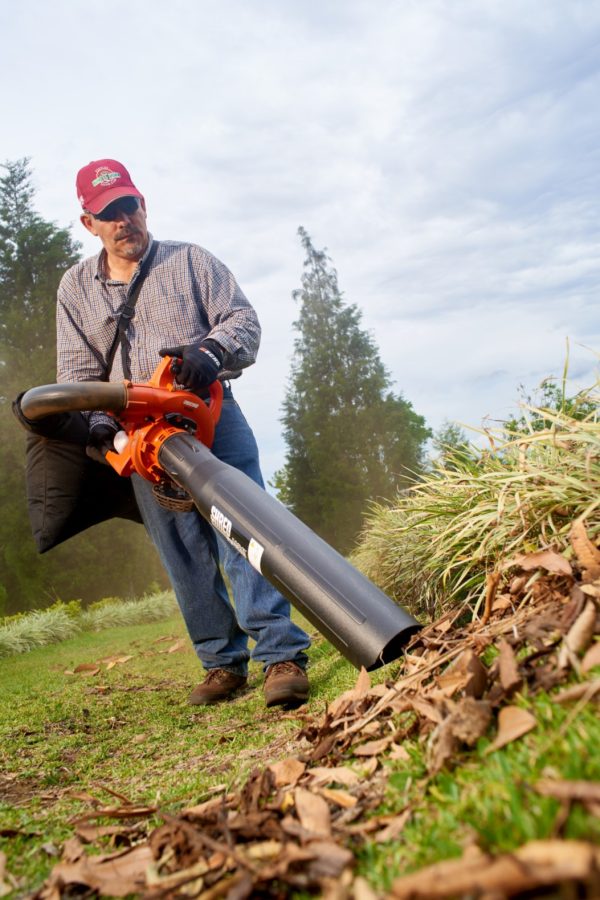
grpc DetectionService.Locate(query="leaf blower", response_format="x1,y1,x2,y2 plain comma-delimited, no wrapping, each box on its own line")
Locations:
19,357,420,670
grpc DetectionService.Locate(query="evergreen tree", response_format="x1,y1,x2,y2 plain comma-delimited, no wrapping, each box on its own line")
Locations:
275,228,430,554
0,159,167,614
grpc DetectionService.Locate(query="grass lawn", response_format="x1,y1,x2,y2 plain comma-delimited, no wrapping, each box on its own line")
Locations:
0,612,361,891
1,610,599,896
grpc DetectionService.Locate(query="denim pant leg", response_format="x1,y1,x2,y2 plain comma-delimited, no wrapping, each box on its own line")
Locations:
210,392,311,670
132,474,250,676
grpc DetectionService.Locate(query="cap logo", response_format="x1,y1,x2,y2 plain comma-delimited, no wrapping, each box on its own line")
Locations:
91,166,122,188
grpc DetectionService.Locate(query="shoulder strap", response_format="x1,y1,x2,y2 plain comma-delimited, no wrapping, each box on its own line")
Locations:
105,240,160,379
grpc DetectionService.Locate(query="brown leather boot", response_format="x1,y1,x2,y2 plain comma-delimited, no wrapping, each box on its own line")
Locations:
264,661,309,708
188,669,247,705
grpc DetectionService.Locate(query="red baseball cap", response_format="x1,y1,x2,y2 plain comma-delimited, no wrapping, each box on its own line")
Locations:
76,159,143,214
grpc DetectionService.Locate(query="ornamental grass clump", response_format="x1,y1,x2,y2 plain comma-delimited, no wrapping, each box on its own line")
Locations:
0,606,81,657
352,384,600,620
79,590,177,631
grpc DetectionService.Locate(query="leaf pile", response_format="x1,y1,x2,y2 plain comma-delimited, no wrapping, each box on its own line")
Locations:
34,521,600,898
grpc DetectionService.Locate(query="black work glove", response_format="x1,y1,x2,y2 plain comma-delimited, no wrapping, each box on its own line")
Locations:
86,423,118,465
159,340,223,393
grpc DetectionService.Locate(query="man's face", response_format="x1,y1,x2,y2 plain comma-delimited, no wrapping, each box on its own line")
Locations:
81,196,149,261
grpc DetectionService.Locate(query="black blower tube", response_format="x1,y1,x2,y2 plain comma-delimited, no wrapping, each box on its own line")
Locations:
159,432,421,671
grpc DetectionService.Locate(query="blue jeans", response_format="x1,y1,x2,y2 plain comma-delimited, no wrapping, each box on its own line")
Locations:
132,387,310,677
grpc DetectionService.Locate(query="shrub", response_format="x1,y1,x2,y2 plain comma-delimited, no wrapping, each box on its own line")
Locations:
352,382,599,619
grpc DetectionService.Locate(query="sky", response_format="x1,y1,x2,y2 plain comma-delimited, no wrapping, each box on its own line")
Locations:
2,0,599,482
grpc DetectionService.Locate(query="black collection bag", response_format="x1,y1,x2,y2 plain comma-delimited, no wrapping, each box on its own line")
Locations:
13,242,160,553
13,400,142,553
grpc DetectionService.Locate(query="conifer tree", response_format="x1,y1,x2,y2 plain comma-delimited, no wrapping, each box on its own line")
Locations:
275,227,430,554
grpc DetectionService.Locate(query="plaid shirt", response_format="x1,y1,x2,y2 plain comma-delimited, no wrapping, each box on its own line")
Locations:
56,238,261,428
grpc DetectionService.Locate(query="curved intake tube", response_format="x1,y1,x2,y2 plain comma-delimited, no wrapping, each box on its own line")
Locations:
20,382,127,421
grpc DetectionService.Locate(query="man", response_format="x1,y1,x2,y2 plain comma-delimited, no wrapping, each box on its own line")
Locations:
57,159,310,707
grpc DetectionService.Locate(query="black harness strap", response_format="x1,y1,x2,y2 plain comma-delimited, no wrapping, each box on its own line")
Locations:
105,240,160,379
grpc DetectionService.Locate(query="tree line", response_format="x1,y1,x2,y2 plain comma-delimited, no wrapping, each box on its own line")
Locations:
0,160,432,615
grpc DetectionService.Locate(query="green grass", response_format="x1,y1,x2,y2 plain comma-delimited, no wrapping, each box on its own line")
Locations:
357,690,600,893
0,612,359,891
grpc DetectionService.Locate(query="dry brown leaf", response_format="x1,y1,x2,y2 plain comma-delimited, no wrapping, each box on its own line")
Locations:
303,840,353,878
446,649,487,699
166,639,186,654
353,736,392,757
294,787,332,837
374,808,411,843
390,839,600,898
0,851,16,898
73,663,101,676
307,767,360,787
449,698,492,746
559,599,597,669
42,844,154,897
497,639,522,693
485,706,536,754
554,679,600,703
502,549,573,577
319,787,357,808
104,655,134,670
352,875,380,900
534,778,600,805
268,757,306,787
570,519,600,581
410,698,444,724
582,641,600,673
388,743,411,762
355,757,378,777
354,666,371,696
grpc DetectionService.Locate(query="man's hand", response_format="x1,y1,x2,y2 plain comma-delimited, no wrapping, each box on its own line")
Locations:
159,341,223,392
86,423,118,465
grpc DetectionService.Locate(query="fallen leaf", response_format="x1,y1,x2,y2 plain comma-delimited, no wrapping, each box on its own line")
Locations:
319,787,357,808
43,844,154,897
570,519,600,581
375,808,411,843
0,851,16,898
388,743,411,762
294,787,332,837
390,839,600,898
307,766,360,787
513,550,574,576
103,655,134,670
502,550,573,577
410,698,444,724
353,875,380,900
485,706,536,754
354,666,371,696
449,698,492,746
559,599,597,669
582,641,600,673
73,663,101,676
497,639,522,693
554,679,600,703
269,757,306,787
534,778,600,805
353,736,393,757
446,649,487,699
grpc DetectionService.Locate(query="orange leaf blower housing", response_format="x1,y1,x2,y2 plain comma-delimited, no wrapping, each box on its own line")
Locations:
106,356,223,482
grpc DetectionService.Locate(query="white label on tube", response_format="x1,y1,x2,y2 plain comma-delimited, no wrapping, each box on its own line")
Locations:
248,538,264,573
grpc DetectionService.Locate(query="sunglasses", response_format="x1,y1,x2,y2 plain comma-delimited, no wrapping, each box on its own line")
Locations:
90,196,141,221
